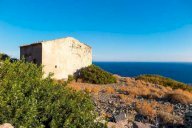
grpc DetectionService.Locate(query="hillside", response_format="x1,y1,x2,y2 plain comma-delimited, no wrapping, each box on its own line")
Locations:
136,74,192,92
1,59,192,127
69,75,192,127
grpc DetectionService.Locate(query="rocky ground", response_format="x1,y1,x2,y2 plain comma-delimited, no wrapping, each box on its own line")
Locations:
69,75,192,128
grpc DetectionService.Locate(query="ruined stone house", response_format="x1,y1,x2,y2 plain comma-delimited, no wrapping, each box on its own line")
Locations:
20,37,92,79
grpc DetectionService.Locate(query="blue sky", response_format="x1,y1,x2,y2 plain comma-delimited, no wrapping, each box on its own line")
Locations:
0,0,192,62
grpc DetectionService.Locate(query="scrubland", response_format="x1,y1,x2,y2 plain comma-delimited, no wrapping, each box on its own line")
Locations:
69,74,192,127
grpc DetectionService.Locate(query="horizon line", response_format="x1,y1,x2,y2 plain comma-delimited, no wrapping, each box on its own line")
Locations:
93,61,192,63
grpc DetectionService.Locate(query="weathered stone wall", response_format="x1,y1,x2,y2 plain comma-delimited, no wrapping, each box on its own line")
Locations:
20,43,42,65
42,37,92,79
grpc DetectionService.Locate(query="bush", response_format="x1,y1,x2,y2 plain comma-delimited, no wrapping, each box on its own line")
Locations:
78,65,116,84
67,75,74,83
0,60,105,127
136,75,192,92
0,53,10,61
0,53,18,63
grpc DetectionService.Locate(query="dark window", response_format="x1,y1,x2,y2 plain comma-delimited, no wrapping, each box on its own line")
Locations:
24,54,28,58
33,59,37,64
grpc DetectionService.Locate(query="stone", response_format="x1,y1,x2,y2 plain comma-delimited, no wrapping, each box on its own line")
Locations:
107,119,128,128
133,121,155,128
0,123,14,128
112,113,127,123
108,100,113,104
184,112,192,127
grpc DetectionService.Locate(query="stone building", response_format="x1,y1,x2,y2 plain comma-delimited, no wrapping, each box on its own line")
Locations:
20,37,92,79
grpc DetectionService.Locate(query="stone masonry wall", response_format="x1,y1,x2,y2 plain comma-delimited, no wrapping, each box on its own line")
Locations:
42,37,92,79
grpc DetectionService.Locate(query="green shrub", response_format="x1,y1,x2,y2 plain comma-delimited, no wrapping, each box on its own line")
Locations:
67,75,74,83
0,53,18,63
136,75,192,92
0,60,105,127
78,65,116,84
0,53,10,61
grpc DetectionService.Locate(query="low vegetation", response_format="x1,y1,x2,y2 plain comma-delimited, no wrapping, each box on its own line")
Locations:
136,74,192,92
158,112,183,126
0,53,10,61
78,65,116,84
67,75,74,83
165,89,192,104
0,53,18,62
0,60,105,127
135,101,156,118
69,75,192,126
1,53,191,127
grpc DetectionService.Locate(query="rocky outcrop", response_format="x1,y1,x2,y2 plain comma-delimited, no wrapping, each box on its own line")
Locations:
70,76,191,127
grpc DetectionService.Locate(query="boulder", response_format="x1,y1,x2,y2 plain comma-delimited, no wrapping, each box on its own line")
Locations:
0,123,14,128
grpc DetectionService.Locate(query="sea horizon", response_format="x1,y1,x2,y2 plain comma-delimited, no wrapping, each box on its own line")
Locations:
93,62,192,84
93,61,192,63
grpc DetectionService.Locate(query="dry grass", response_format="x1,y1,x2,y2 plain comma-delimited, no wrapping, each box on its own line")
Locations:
125,77,136,85
104,86,116,94
162,104,174,113
84,86,92,93
68,79,187,125
165,86,173,92
135,100,174,119
69,79,192,105
68,83,82,91
156,102,173,114
158,111,183,125
136,75,192,92
118,94,134,105
135,101,156,117
164,89,192,104
118,86,128,92
118,82,167,99
91,86,101,94
69,82,113,94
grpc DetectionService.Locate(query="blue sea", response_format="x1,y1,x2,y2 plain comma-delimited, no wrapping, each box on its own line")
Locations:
93,62,192,84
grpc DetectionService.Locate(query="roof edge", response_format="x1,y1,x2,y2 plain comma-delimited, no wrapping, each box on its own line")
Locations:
20,37,92,48
20,42,42,48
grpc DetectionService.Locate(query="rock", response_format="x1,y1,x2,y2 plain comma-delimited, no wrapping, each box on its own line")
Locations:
0,123,14,128
108,100,113,104
184,112,192,127
107,119,129,128
112,113,127,123
135,114,147,122
133,121,156,128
